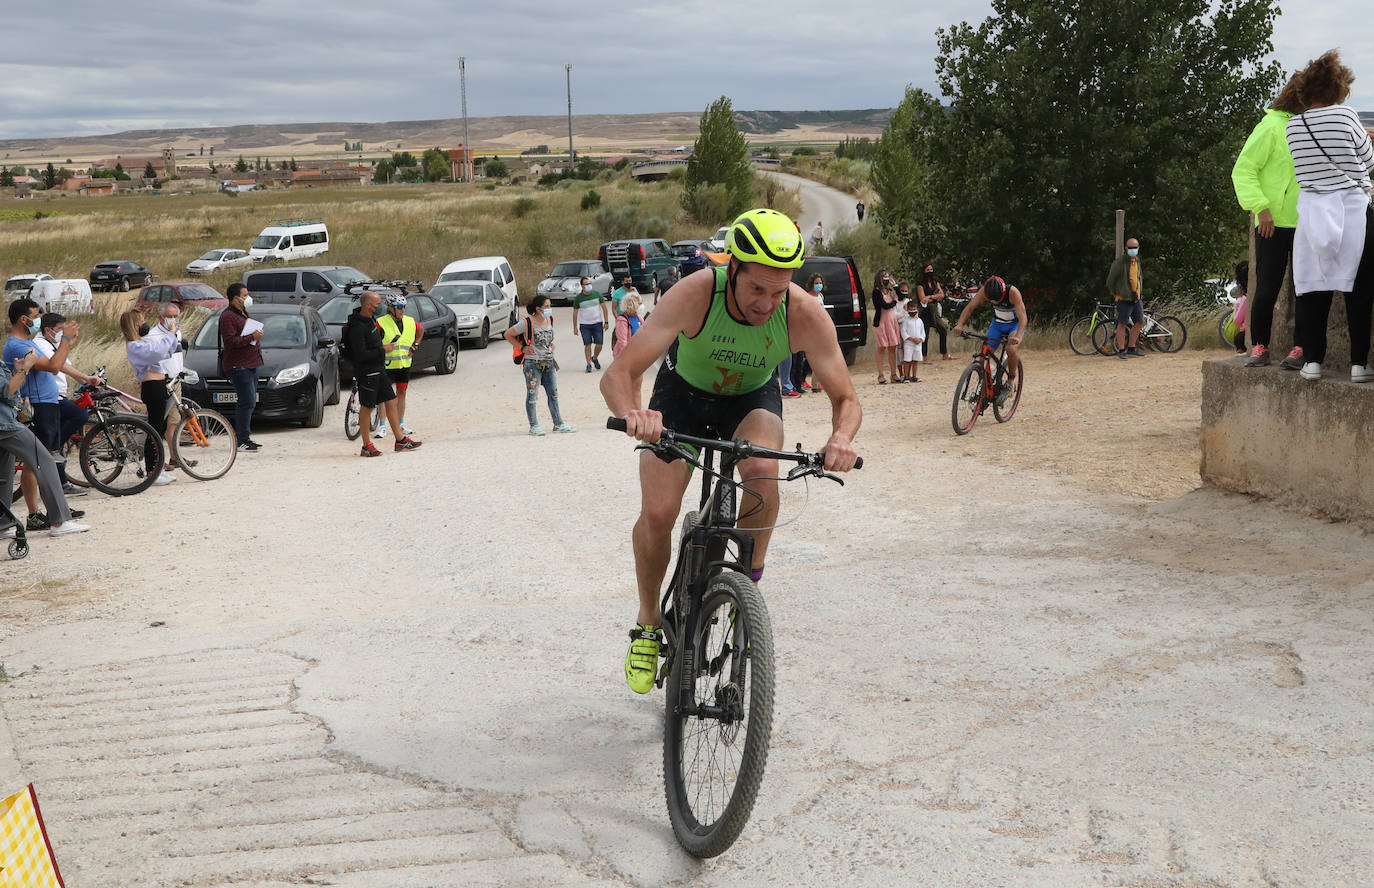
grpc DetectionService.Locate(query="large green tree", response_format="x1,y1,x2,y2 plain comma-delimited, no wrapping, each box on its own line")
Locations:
422,148,450,182
682,96,754,222
872,0,1282,314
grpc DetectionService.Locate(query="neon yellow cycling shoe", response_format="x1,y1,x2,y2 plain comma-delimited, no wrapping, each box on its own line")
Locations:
625,624,662,694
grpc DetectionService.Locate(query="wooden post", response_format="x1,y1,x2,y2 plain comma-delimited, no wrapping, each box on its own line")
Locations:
1115,209,1125,257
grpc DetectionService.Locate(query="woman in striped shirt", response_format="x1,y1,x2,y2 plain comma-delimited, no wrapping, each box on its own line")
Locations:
1284,50,1374,381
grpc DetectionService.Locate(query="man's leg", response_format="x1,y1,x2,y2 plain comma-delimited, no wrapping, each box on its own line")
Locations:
1129,321,1144,349
631,451,693,626
358,404,373,437
1,427,70,526
732,408,784,574
583,324,594,364
395,385,407,428
383,397,403,442
1007,343,1020,378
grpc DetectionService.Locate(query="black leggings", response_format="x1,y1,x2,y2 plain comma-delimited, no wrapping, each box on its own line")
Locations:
921,308,948,355
1248,226,1296,348
140,379,169,473
1296,291,1373,366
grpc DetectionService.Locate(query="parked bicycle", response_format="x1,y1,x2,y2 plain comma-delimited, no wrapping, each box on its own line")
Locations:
952,331,1023,435
1091,307,1187,355
343,377,383,441
1068,303,1116,355
165,372,237,480
606,416,861,857
67,383,165,496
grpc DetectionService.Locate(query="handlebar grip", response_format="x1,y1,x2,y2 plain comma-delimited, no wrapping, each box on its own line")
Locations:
606,417,628,432
854,456,864,470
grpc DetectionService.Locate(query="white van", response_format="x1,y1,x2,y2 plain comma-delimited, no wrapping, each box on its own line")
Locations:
28,279,94,314
436,256,518,306
249,221,330,262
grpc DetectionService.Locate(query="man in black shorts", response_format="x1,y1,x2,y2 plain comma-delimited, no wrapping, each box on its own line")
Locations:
601,208,862,694
345,291,421,457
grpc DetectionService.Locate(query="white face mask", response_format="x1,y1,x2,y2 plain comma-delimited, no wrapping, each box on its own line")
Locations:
242,295,253,310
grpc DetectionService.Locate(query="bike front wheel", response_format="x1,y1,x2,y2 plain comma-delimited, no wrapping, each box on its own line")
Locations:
344,388,362,440
952,361,985,435
173,409,237,481
994,362,1024,422
1067,316,1096,355
78,415,164,496
1092,319,1119,355
664,570,774,858
1149,315,1187,352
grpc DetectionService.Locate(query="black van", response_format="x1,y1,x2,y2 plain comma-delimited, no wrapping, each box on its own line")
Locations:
792,256,867,365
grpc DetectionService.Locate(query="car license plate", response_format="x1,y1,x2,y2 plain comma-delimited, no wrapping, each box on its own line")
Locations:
213,392,237,404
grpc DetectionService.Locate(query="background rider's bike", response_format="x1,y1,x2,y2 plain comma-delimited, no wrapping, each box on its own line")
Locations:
343,378,383,441
952,330,1023,435
1068,303,1116,355
1091,307,1187,355
606,417,861,858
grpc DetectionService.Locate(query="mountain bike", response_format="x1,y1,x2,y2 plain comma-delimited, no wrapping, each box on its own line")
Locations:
343,378,383,440
952,331,1023,435
73,404,165,496
1068,303,1116,355
606,416,862,858
166,372,237,480
1091,307,1187,355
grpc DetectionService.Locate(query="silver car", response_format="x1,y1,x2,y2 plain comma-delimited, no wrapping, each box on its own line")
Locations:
430,281,518,348
537,260,612,306
186,248,253,275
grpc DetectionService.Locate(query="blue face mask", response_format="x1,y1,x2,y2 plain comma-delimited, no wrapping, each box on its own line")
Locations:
1127,248,1139,257
812,283,823,293
542,308,553,318
28,317,41,335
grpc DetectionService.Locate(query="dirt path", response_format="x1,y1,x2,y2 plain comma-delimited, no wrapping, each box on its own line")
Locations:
3,333,1371,887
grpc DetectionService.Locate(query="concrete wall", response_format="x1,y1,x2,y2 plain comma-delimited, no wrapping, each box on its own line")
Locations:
1201,360,1374,522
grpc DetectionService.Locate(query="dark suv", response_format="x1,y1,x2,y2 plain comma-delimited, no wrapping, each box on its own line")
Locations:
792,256,867,366
598,239,680,293
89,260,155,292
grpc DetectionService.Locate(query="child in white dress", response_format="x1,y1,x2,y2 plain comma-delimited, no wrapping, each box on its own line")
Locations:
899,302,925,382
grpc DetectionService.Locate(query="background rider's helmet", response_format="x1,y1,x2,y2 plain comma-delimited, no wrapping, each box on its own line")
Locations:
385,293,408,311
726,208,805,269
984,276,1007,304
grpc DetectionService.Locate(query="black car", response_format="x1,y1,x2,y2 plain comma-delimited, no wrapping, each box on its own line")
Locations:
89,260,155,292
792,256,868,366
181,304,341,428
670,240,709,276
317,290,460,382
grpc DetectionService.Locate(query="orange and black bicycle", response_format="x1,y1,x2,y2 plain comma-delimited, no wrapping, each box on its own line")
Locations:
951,331,1024,435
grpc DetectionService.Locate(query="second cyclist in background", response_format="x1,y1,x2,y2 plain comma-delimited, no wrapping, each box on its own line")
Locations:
377,292,423,439
953,276,1027,405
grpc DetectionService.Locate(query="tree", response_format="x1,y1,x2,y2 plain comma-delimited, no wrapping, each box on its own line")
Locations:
290,157,298,172
422,148,449,182
392,151,417,168
234,155,249,173
871,0,1282,314
209,146,214,156
373,158,396,184
42,163,56,189
682,96,753,222
0,168,12,187
143,161,157,179
484,158,508,179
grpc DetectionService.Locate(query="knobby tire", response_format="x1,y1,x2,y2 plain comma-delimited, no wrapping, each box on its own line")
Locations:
952,361,984,435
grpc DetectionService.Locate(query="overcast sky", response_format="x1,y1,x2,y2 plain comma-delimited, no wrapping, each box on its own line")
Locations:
1,1,1369,138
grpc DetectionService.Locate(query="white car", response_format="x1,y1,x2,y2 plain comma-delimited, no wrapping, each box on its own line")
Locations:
4,273,52,297
705,226,730,251
437,255,517,306
186,248,253,275
537,260,613,305
429,280,518,348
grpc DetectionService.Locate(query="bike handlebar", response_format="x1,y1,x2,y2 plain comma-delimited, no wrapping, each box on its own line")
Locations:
606,417,862,470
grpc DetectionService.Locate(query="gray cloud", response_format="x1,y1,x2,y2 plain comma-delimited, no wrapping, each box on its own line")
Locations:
1,1,1368,138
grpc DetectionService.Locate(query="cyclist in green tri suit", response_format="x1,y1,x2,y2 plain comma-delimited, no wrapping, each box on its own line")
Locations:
601,208,863,694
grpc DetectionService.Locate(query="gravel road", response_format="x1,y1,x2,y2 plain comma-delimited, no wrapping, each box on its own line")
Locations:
2,338,1371,887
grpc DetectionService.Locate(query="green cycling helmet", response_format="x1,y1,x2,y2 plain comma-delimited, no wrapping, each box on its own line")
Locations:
726,208,805,269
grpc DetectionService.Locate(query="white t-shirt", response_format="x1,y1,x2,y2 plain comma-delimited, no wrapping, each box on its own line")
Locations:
900,313,925,345
145,323,184,377
31,334,68,396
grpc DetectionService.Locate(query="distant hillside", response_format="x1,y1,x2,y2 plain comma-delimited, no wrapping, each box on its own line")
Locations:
0,110,895,165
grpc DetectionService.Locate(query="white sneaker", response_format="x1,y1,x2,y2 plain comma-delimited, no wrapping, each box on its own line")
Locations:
1352,365,1374,383
372,426,387,439
49,521,91,537
400,423,414,436
151,472,176,486
1300,362,1323,380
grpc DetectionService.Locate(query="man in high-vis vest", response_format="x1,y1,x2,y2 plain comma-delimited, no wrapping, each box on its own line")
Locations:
376,292,423,438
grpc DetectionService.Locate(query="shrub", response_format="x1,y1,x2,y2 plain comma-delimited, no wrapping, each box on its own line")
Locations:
682,183,732,226
525,226,549,258
643,216,669,239
595,205,644,240
511,196,536,218
580,189,602,211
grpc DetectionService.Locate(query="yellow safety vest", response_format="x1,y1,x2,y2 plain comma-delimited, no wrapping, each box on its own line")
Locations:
377,313,417,370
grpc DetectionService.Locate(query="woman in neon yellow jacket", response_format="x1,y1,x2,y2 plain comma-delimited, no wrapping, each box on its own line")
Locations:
1231,74,1305,368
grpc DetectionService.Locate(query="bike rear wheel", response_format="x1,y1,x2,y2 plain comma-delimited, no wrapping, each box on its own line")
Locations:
1067,316,1096,355
61,406,119,489
1149,315,1187,352
664,570,774,858
173,409,237,481
78,415,164,496
344,388,362,440
952,361,984,435
993,362,1024,422
1092,319,1120,355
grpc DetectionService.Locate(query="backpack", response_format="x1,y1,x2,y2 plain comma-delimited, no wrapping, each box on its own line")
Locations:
512,318,533,365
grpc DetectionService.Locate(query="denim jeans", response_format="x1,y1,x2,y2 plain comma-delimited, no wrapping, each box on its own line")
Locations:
523,361,564,427
778,354,795,394
226,367,258,442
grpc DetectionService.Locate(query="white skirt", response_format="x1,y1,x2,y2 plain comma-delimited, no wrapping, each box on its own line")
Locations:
1293,188,1370,294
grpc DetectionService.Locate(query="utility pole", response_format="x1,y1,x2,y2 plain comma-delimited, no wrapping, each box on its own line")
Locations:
565,64,575,170
459,56,472,181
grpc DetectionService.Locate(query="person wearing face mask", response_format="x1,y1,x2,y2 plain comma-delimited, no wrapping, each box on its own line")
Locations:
33,312,102,495
1106,236,1147,358
872,270,902,383
899,298,926,382
505,295,575,435
121,307,183,486
572,276,609,372
143,303,192,470
915,264,950,360
0,347,90,539
219,282,265,452
347,291,421,457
